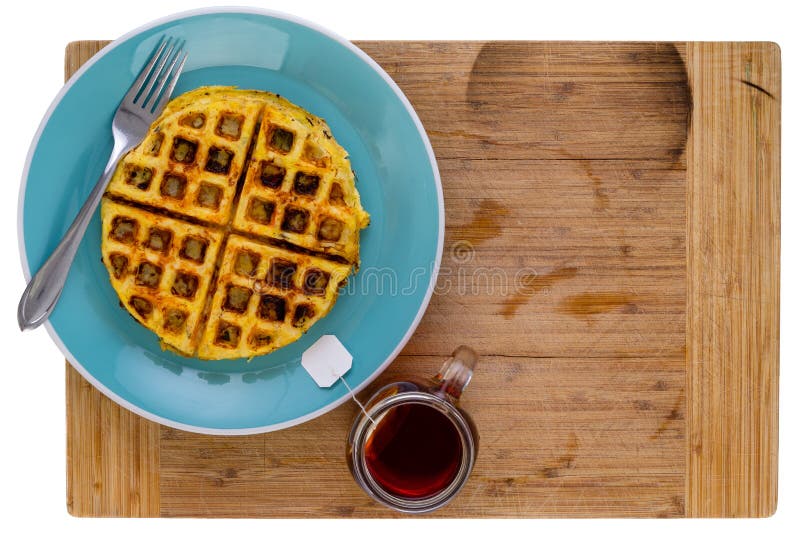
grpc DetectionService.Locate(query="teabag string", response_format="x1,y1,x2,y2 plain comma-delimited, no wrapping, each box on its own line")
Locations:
301,335,375,425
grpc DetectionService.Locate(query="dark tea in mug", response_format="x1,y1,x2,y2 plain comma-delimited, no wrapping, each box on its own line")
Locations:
364,402,463,499
348,346,479,513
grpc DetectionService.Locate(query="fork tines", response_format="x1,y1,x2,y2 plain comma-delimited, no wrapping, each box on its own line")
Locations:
129,37,187,115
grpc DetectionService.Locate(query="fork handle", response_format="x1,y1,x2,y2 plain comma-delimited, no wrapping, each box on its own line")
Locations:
18,142,130,331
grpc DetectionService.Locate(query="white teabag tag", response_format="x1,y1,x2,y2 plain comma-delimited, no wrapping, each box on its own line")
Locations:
301,335,353,387
301,335,374,423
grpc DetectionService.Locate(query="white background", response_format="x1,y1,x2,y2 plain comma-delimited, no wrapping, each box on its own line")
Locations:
0,0,795,532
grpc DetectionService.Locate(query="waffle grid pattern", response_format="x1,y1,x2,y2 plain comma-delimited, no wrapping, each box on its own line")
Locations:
100,88,367,359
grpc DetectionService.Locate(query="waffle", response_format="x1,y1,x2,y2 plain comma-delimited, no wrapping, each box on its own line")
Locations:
198,235,352,360
100,87,369,359
106,87,266,225
101,201,224,355
232,94,369,263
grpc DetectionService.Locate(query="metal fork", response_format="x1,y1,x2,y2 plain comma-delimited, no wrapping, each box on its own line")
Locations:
18,38,187,331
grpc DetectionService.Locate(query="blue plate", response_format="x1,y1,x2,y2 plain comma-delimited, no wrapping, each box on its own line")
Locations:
18,8,443,434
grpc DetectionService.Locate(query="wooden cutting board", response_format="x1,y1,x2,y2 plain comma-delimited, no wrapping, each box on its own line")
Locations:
64,40,780,518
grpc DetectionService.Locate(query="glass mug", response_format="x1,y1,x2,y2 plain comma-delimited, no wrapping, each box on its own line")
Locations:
347,346,479,513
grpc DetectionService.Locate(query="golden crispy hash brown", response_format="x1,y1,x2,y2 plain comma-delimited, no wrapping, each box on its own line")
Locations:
101,87,369,360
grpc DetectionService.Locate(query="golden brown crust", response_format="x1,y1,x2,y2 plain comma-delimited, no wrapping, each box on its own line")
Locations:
101,200,225,355
106,87,267,225
231,95,369,263
197,235,352,360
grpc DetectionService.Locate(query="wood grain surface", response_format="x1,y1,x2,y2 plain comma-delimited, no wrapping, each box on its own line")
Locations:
685,42,780,517
63,40,779,518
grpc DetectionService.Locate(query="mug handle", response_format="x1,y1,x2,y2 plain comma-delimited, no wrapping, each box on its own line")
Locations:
433,345,478,400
